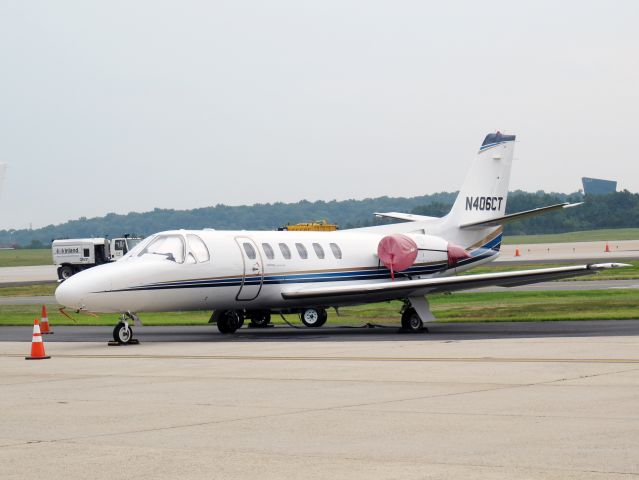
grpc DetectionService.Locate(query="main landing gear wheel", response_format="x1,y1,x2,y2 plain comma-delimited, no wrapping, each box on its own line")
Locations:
214,310,244,334
300,308,328,328
401,307,424,333
248,311,271,328
113,322,134,344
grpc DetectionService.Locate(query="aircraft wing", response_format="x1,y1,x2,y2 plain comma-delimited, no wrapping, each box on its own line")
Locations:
281,263,628,301
460,202,582,229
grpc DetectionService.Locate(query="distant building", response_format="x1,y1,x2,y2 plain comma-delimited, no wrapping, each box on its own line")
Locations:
582,177,617,196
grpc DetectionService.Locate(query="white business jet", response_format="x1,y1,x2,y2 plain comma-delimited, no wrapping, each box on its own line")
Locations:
55,133,625,343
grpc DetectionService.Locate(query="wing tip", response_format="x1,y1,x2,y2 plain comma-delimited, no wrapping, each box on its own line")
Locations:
588,262,632,270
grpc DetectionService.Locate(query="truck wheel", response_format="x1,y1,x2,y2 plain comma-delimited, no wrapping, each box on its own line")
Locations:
59,266,74,281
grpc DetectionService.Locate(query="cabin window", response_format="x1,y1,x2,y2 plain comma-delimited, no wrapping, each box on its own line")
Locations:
330,242,342,259
295,243,308,259
262,243,275,260
187,235,210,262
279,243,291,259
138,235,185,263
312,243,325,259
243,242,257,260
83,248,90,258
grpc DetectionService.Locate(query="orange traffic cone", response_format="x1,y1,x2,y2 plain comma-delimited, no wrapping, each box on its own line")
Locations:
25,319,50,360
514,248,521,257
40,305,52,334
605,243,611,253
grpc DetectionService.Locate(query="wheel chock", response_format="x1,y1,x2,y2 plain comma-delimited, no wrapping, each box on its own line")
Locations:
107,339,140,346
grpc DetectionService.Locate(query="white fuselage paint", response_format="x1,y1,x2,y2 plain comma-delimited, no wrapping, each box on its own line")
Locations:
55,228,500,314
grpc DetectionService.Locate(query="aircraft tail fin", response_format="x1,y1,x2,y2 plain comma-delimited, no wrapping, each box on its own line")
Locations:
447,132,516,227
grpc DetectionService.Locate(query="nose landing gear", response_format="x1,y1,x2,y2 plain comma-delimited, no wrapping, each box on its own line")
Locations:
113,322,133,343
110,312,140,345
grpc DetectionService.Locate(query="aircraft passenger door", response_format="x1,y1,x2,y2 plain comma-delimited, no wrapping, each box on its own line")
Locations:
235,237,264,301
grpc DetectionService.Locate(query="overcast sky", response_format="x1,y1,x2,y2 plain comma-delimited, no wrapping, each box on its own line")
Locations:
1,1,637,229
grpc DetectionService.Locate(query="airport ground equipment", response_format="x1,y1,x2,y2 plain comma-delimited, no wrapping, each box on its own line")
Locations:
52,235,142,280
279,220,338,231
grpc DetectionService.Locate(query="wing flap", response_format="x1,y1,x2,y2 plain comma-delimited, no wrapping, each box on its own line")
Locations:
281,263,629,301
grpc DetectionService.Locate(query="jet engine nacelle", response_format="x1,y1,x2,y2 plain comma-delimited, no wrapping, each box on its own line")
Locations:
377,233,470,278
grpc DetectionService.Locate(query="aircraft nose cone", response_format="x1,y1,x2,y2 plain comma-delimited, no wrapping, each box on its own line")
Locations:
54,264,114,311
55,276,84,310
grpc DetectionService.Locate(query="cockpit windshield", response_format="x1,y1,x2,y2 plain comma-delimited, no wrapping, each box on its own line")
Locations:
137,235,185,263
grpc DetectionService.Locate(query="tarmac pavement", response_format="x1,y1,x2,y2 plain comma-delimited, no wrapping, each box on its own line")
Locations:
497,239,639,263
0,265,57,286
1,321,639,479
2,320,639,342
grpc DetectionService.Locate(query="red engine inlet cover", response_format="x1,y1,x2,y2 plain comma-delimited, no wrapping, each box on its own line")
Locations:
377,234,418,279
447,243,471,267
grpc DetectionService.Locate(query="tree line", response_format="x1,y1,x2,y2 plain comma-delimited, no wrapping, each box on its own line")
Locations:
2,190,638,248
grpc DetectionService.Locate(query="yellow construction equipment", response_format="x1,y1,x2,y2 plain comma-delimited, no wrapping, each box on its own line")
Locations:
279,220,339,232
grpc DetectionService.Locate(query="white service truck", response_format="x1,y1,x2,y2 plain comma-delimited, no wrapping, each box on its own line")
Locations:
52,236,142,281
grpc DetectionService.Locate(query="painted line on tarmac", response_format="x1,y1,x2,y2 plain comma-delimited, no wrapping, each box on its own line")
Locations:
2,353,639,364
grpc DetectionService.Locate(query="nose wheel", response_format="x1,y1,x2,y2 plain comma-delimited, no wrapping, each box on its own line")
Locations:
110,313,140,345
113,322,133,343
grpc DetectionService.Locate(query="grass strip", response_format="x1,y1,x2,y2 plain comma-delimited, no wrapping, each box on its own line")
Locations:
503,228,639,245
1,289,637,327
463,261,639,281
0,249,52,267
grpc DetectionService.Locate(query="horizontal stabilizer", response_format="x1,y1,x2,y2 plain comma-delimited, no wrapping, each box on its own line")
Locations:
459,202,582,229
374,212,439,222
281,263,628,301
